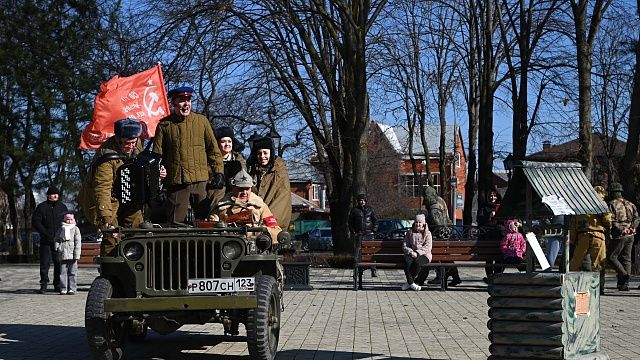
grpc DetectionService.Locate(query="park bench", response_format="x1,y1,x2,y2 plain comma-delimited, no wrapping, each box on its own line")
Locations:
79,242,100,268
354,239,515,291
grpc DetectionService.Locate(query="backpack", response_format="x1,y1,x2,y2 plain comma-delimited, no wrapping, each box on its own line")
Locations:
77,152,124,226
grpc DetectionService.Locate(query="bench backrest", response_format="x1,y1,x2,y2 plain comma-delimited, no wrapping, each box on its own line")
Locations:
359,240,503,263
79,242,100,268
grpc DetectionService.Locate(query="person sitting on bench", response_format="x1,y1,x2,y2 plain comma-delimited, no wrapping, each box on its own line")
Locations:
401,214,432,291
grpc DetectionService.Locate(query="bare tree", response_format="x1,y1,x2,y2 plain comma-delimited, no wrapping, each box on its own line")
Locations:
569,0,613,180
591,7,637,184
496,0,561,159
372,0,434,188
620,0,640,201
449,0,504,221
223,0,388,253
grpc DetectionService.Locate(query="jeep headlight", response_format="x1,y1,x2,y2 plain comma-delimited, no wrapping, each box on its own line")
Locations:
123,242,144,261
222,241,242,260
255,234,272,252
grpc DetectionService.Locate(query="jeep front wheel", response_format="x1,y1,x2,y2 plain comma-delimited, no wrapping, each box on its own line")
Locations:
246,275,280,360
85,277,128,360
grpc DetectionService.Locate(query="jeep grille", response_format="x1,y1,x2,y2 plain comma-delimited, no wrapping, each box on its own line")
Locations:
146,239,221,291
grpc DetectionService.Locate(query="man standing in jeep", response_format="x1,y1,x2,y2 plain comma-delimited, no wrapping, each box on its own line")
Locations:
153,86,225,223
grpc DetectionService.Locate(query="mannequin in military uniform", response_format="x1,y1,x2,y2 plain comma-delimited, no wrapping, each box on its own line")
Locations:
423,185,461,287
607,182,639,291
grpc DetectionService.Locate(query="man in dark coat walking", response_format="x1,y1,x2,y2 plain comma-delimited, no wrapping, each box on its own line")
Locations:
33,186,68,293
349,193,379,277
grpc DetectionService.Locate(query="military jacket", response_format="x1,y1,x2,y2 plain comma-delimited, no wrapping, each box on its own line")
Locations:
250,157,292,228
153,112,224,186
211,192,282,244
609,197,640,238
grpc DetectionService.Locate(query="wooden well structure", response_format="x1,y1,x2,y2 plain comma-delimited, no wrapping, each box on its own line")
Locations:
490,161,609,360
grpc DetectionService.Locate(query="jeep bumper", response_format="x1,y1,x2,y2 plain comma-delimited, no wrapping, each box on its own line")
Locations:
104,295,258,312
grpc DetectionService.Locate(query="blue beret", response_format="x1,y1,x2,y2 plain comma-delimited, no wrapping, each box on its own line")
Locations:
114,118,143,139
167,86,194,98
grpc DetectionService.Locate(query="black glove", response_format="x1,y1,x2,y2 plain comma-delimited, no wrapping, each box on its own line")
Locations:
208,172,225,189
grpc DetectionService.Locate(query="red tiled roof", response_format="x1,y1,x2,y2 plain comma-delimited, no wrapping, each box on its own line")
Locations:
527,135,627,162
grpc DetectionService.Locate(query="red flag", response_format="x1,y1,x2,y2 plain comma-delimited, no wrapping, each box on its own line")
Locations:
80,64,169,149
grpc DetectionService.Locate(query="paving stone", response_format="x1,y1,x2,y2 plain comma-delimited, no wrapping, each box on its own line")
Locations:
0,265,638,359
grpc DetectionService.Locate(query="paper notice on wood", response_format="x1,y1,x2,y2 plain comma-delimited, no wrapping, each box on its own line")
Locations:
526,232,550,271
541,195,575,215
575,292,590,316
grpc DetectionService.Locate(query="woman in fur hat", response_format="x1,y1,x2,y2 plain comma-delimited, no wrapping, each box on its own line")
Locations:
210,126,246,205
247,136,292,229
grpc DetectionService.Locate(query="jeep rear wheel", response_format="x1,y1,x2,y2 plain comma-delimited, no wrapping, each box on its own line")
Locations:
85,277,128,360
246,275,280,360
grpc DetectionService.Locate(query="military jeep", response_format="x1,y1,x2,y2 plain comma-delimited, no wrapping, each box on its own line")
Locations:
84,223,286,360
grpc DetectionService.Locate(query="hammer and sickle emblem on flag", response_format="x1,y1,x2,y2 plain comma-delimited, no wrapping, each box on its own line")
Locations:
144,85,166,117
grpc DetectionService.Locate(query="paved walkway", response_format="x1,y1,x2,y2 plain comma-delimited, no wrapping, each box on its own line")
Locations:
0,264,639,359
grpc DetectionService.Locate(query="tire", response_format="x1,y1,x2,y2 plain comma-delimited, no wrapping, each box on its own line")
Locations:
246,275,281,360
85,277,128,360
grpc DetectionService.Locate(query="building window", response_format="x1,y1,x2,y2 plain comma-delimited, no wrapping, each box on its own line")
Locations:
455,152,461,168
311,184,321,201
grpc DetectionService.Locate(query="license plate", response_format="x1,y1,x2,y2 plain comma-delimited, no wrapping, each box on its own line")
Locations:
187,277,255,294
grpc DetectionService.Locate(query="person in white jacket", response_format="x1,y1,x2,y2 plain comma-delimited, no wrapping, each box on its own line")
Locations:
54,213,82,295
401,214,433,291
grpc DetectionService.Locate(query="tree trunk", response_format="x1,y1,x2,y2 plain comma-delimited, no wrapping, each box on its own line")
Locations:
620,21,640,202
570,0,612,180
477,0,497,205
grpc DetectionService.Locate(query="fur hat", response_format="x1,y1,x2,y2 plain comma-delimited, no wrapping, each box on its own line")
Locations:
114,118,142,139
252,136,274,152
231,169,256,188
415,214,426,223
46,186,60,195
216,126,235,140
216,126,245,153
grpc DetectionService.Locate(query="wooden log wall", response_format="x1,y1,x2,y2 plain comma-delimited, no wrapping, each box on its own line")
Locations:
487,272,608,360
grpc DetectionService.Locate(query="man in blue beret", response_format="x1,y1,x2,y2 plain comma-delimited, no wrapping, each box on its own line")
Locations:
153,86,225,223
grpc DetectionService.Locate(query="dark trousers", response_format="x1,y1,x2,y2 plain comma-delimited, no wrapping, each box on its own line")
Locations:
39,243,60,288
608,236,634,278
486,261,504,277
431,264,460,281
404,255,430,285
166,182,208,223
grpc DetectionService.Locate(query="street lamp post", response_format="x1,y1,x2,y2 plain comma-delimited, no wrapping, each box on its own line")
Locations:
269,128,281,157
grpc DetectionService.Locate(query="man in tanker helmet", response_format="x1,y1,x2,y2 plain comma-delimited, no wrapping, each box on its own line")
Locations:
607,182,639,291
423,185,461,287
349,193,379,277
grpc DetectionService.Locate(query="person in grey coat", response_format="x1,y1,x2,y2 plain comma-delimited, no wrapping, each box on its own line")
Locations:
54,213,82,295
401,214,433,291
